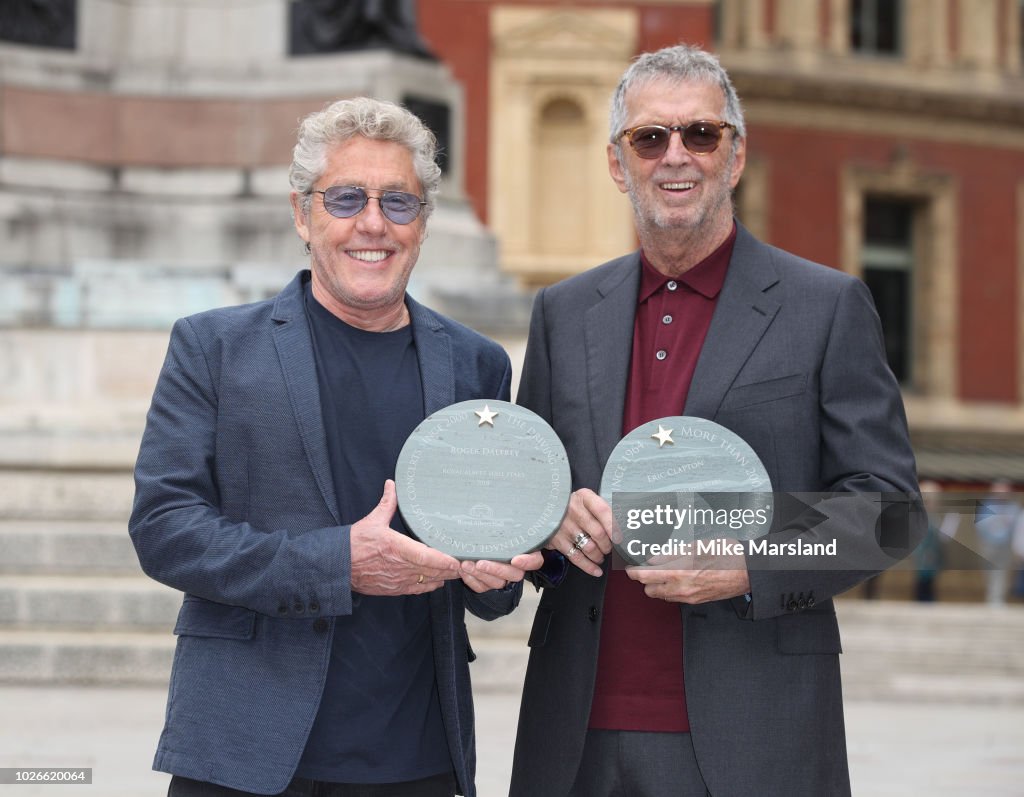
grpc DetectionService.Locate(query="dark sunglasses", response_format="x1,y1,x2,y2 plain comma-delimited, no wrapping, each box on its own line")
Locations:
620,121,737,159
316,185,427,225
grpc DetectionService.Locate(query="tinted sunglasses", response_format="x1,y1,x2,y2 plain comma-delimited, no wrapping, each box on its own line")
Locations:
620,121,737,159
316,185,427,225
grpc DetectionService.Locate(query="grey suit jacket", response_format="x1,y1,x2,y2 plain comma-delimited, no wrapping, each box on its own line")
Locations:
130,271,517,796
509,225,922,797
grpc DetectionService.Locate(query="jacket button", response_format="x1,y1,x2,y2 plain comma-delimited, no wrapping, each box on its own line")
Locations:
309,602,320,613
313,618,328,633
293,603,305,614
807,596,816,607
797,598,807,609
277,603,288,615
588,606,599,622
787,599,799,611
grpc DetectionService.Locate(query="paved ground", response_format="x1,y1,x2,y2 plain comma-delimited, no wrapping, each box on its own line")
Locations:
2,684,1023,796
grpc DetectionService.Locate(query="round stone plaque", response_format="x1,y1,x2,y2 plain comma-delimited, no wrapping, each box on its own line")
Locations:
600,416,773,565
396,399,570,561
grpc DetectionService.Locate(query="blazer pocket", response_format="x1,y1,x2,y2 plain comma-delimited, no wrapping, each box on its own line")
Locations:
528,606,553,648
776,610,842,655
173,596,257,640
720,373,807,410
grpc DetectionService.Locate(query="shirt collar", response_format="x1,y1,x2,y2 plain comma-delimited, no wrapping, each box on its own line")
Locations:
638,222,737,303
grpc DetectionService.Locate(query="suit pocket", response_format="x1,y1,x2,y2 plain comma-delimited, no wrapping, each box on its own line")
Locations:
720,373,807,410
776,609,842,655
528,607,553,648
173,595,257,640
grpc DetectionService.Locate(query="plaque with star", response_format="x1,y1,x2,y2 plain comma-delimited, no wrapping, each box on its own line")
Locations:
600,416,773,565
395,399,570,561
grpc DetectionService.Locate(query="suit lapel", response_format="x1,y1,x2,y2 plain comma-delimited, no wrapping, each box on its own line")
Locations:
409,296,460,706
408,296,454,415
271,273,340,524
584,255,641,465
685,225,781,420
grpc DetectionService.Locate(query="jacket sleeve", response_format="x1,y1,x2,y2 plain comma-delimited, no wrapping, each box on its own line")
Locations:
743,277,925,619
129,317,354,619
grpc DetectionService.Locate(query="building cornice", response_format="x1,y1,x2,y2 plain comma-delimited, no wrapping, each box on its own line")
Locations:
724,59,1024,127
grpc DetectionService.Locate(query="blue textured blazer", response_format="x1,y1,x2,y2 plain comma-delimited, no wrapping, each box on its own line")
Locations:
130,271,519,796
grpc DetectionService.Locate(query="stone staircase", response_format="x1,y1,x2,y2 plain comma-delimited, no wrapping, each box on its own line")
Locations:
835,599,1024,704
0,464,178,684
0,459,540,690
2,462,1024,704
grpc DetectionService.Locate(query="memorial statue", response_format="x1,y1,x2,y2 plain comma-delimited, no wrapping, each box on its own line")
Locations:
291,0,435,59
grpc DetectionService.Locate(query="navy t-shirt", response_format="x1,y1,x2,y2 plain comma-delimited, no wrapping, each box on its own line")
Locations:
296,283,452,783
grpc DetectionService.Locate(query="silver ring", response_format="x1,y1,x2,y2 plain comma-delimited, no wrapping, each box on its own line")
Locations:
572,532,591,550
565,546,578,558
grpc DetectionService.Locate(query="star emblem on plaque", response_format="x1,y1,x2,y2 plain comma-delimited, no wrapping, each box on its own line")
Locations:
396,399,570,561
474,405,498,426
651,425,675,447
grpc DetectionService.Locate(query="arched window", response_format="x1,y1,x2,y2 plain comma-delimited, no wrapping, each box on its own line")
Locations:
533,97,588,256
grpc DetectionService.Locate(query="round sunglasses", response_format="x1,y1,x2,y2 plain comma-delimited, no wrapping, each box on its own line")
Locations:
620,121,737,159
316,185,427,225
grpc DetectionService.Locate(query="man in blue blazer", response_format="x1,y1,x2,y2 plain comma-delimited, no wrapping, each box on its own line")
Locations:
509,46,922,796
130,97,541,797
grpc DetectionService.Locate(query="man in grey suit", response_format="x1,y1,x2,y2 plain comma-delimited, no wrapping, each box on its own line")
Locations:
510,46,922,796
130,97,540,797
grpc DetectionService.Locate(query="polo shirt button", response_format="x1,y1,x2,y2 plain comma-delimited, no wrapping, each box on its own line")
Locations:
656,350,667,361
313,618,328,633
588,606,599,622
667,280,678,291
662,315,673,324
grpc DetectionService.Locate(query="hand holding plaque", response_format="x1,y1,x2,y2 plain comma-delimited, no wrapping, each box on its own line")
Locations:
396,400,570,561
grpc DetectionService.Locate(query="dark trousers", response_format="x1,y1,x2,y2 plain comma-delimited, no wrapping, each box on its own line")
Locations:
567,730,710,797
168,771,457,797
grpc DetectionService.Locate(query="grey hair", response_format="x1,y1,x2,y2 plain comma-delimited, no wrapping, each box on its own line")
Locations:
609,45,746,156
289,96,442,222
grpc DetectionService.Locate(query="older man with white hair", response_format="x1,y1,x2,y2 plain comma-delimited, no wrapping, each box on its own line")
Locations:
130,97,541,797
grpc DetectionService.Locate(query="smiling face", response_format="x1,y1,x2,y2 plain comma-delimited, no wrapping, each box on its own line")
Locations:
290,135,425,330
608,77,745,251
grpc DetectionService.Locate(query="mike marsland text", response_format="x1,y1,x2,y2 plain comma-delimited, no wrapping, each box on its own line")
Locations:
624,538,839,558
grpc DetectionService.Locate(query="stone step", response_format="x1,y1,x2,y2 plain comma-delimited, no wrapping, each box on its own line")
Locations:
0,629,173,685
0,627,530,689
0,468,135,521
1,574,1021,701
0,575,182,631
835,599,1024,627
0,519,141,575
0,417,145,470
3,625,1023,705
0,573,543,637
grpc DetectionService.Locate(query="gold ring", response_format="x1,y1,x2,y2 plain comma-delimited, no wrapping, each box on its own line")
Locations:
417,574,425,585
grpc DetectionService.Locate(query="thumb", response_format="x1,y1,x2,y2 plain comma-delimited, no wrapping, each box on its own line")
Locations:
371,479,399,523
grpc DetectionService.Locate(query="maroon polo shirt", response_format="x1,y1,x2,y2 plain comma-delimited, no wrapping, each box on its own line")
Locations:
588,224,736,733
